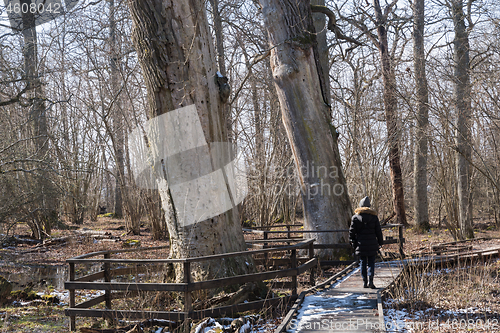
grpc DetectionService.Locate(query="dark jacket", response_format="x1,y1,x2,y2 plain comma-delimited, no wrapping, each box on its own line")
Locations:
349,207,384,257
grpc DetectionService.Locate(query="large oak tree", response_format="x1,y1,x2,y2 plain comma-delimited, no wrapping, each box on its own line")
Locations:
259,0,353,258
126,0,251,279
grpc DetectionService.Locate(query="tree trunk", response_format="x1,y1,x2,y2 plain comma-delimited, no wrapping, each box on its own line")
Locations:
21,0,57,237
110,0,124,219
260,0,353,259
451,0,473,239
412,0,430,232
373,0,408,226
311,0,330,105
209,0,232,140
127,0,251,280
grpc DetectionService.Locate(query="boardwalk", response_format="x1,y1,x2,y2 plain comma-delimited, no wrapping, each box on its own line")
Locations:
291,262,404,333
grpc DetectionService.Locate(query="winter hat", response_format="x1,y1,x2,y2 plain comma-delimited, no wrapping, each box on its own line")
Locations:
359,196,371,207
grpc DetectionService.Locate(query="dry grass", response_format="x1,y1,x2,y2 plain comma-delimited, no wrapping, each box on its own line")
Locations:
384,257,500,326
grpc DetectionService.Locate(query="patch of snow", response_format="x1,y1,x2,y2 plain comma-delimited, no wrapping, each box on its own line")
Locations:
193,318,215,333
239,321,250,333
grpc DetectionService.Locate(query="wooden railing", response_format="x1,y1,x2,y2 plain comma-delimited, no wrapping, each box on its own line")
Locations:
243,223,405,260
65,239,317,331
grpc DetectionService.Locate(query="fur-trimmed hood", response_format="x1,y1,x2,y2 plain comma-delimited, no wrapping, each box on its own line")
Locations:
354,207,378,216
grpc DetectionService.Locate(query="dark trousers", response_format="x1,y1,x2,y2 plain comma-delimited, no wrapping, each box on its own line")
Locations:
360,255,376,281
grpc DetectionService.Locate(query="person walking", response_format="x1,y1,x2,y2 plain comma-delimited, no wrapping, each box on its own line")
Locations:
349,196,384,289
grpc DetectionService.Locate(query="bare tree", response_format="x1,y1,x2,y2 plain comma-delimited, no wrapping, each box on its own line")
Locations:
126,0,251,279
413,0,430,232
259,0,353,258
21,0,58,236
372,0,408,226
451,0,474,239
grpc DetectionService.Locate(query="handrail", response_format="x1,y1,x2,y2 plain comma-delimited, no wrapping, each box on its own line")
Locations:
243,224,402,234
66,239,315,264
65,238,318,331
70,245,170,259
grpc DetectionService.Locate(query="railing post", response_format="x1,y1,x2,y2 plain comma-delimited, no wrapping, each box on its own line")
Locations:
291,249,297,296
183,261,192,333
309,241,315,286
104,252,111,309
69,262,75,331
398,225,405,258
264,231,268,264
183,261,192,311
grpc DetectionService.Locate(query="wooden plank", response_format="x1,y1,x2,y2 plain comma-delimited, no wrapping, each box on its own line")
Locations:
246,230,350,234
313,244,351,249
188,268,298,291
68,257,188,264
297,258,317,275
254,258,308,266
67,239,316,264
69,245,170,260
274,292,306,333
184,239,315,263
75,271,105,282
75,295,106,309
243,224,303,230
64,309,186,321
246,238,304,243
274,263,358,333
190,296,295,320
65,281,187,292
384,238,405,244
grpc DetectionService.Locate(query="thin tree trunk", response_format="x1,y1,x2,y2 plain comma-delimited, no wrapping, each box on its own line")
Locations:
451,0,473,239
209,0,232,140
110,0,124,219
413,0,430,232
311,0,330,105
260,0,353,259
127,0,251,279
21,0,57,237
373,0,408,226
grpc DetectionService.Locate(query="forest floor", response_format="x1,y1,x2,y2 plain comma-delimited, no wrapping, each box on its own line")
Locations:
0,216,499,332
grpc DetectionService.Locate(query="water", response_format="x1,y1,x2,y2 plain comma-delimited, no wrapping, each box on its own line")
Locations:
0,261,102,291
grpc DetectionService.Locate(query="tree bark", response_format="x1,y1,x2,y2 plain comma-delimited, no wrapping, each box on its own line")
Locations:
451,0,473,239
260,0,353,259
127,0,250,279
209,0,232,140
311,0,331,105
109,0,125,220
373,0,408,226
412,0,430,232
21,0,57,237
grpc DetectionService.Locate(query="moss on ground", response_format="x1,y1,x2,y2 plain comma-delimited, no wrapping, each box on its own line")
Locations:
0,305,68,332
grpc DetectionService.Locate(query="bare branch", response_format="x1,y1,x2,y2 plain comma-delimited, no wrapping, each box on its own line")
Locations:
311,5,363,46
342,16,380,48
383,0,399,19
466,0,475,31
229,49,271,105
0,85,29,107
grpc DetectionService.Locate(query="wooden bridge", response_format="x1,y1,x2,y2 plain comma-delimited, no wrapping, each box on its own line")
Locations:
64,222,500,332
63,224,404,331
64,239,317,331
275,239,500,333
